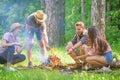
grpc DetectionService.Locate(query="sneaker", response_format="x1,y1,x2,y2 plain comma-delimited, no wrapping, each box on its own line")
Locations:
96,66,112,72
3,65,16,71
28,62,33,68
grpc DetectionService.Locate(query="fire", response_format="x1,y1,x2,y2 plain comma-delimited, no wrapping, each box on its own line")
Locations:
49,54,61,66
46,47,62,68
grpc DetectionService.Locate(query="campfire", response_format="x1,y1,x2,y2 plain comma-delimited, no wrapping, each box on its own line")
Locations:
42,47,63,69
44,48,81,69
46,54,62,68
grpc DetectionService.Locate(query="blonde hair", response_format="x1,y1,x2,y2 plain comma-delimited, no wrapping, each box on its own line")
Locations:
75,21,85,29
10,23,23,32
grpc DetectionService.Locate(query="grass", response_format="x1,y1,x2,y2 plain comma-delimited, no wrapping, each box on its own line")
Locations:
0,67,120,80
0,41,120,80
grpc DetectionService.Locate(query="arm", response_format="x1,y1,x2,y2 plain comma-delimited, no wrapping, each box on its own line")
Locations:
75,48,95,60
71,35,87,51
72,41,83,50
41,22,50,50
1,39,22,48
75,54,89,59
66,42,73,52
67,34,79,53
68,41,82,54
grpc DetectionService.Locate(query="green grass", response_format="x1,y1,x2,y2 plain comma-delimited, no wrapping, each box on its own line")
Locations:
0,67,120,80
0,43,120,80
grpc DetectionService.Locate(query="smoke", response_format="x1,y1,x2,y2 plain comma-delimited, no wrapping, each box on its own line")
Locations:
38,53,48,64
0,0,40,35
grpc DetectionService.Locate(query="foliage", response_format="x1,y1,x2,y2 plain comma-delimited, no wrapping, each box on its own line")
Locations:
65,0,120,50
0,0,120,48
0,0,40,35
106,26,120,45
65,0,91,44
106,0,120,28
106,0,120,53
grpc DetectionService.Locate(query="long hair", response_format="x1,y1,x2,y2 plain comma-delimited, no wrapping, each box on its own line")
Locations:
88,26,107,55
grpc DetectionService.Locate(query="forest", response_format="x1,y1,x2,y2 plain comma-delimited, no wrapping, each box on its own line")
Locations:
0,0,120,80
0,0,120,47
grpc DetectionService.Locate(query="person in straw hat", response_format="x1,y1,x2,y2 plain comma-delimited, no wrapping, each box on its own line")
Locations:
0,23,26,71
25,10,50,68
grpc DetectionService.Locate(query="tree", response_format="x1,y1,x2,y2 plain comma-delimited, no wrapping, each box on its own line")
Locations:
40,0,46,9
0,0,40,35
81,0,85,23
45,0,65,47
91,0,106,38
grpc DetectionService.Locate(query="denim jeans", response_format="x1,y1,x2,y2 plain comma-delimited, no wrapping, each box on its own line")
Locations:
103,51,113,64
0,46,26,64
27,27,42,41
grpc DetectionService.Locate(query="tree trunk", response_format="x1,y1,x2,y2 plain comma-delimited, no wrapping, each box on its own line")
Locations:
40,0,46,9
106,0,112,27
81,0,85,23
91,0,106,38
45,0,65,47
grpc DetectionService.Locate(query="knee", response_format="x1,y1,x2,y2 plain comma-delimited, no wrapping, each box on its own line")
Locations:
86,57,92,63
20,54,26,61
22,55,26,61
27,39,34,48
81,44,87,50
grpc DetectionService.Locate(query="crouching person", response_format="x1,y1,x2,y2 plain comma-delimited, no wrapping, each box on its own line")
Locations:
85,26,113,69
66,21,88,68
76,26,113,70
0,23,26,71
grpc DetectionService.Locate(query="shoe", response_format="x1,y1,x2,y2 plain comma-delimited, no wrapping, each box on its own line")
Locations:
28,62,33,68
3,65,16,71
95,66,112,72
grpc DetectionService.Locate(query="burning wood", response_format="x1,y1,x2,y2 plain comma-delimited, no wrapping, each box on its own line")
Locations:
41,47,63,69
46,54,62,68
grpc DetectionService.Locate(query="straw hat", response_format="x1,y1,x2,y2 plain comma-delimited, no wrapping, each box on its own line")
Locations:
10,23,24,32
34,10,47,22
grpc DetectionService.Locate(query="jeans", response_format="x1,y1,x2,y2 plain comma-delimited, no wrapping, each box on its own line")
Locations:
103,51,113,64
0,46,26,64
27,27,42,41
26,27,43,48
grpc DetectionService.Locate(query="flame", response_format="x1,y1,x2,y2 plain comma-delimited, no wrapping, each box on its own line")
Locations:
50,55,61,66
49,47,57,54
48,47,62,67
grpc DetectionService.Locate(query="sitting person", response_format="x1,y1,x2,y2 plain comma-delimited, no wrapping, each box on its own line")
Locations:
0,23,26,71
76,26,113,69
66,21,88,68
